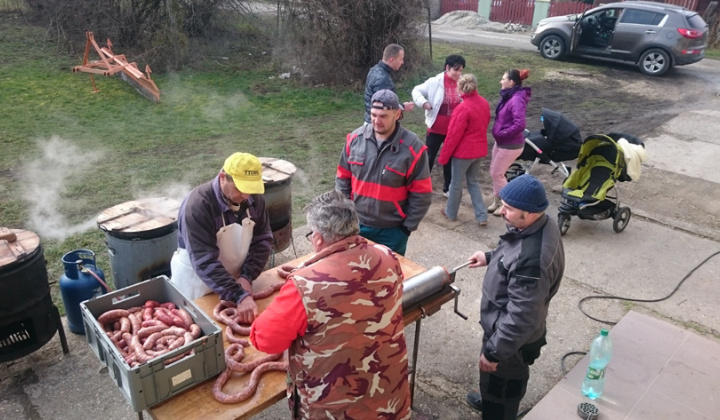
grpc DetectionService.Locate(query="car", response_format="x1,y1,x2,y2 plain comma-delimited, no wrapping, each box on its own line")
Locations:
530,1,708,76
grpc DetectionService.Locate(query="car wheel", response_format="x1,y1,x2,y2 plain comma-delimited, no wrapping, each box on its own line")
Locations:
638,49,671,76
540,35,566,60
612,206,631,233
558,214,571,236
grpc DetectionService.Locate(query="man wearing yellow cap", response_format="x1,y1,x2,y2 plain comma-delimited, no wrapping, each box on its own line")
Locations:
170,153,273,324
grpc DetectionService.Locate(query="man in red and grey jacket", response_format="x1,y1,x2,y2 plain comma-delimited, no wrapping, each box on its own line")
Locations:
336,89,432,256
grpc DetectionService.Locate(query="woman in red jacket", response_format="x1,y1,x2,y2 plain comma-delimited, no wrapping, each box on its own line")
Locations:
438,74,492,226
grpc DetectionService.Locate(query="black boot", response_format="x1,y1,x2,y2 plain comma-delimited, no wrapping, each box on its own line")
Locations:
466,390,483,412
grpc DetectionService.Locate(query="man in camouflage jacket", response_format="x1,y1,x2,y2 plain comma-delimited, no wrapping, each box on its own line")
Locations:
250,190,411,419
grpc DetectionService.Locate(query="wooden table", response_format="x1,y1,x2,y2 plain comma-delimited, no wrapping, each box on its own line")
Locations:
147,254,456,420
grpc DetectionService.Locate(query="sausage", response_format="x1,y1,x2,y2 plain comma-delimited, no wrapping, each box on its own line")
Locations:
175,308,193,328
160,302,176,310
127,312,142,335
142,306,153,322
98,309,131,325
119,318,131,334
212,361,288,404
189,324,202,339
144,300,160,309
252,282,285,300
225,348,282,373
276,264,296,279
105,300,203,367
141,319,168,329
137,325,168,340
168,336,186,351
225,327,250,346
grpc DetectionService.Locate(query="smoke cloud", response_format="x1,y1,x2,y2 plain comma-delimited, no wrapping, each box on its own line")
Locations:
22,136,103,240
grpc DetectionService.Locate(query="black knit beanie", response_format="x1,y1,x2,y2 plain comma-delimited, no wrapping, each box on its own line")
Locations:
499,174,548,213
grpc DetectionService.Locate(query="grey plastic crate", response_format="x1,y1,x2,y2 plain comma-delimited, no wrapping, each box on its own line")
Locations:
80,275,225,412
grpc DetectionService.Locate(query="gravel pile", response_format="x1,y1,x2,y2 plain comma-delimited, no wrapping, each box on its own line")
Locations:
433,11,529,32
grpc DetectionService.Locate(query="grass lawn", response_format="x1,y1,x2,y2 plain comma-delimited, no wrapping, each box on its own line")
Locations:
0,9,714,312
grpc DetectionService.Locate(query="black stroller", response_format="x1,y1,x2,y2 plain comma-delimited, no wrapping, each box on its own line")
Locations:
557,132,644,235
506,108,583,181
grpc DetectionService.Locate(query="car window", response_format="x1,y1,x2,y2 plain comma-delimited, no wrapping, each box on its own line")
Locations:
687,14,708,29
620,9,664,25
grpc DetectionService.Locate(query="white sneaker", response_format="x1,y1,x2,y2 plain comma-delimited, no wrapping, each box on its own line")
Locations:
443,191,449,198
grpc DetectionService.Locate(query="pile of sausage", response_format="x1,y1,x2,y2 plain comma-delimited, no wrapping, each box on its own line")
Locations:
212,282,289,404
97,300,202,368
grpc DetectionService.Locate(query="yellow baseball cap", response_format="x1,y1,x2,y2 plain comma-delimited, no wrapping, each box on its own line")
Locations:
222,153,265,194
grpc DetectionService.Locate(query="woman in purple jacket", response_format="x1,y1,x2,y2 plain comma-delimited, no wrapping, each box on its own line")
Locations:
489,69,531,216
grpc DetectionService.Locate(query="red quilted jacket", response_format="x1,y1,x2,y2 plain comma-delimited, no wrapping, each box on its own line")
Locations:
438,90,491,164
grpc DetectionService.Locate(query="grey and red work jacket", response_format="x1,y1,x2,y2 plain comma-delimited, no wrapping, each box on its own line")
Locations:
336,123,432,233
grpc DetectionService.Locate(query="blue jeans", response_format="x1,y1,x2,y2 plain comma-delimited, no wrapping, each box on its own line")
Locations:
445,157,488,222
359,224,409,256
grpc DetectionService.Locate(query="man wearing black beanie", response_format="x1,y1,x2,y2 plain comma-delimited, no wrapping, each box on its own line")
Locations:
464,174,565,420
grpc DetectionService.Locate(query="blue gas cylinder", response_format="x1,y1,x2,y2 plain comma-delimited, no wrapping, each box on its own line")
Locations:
60,249,108,334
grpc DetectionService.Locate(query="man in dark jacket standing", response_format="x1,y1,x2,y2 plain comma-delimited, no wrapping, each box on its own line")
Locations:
363,44,415,124
464,174,565,420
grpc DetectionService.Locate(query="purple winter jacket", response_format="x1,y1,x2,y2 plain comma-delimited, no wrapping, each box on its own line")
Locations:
491,86,532,148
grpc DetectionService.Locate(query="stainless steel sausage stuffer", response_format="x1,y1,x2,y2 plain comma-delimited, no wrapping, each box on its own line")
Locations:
401,261,472,320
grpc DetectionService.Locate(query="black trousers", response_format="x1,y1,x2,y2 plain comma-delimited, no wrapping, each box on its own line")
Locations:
479,344,530,420
426,132,452,192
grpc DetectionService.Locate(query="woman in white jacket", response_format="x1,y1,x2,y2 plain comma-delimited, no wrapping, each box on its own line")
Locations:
412,55,465,196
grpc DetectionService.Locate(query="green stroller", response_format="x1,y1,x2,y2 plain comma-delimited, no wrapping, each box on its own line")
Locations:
557,132,644,235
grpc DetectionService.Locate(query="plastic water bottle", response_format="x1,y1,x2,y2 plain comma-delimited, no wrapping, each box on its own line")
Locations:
581,329,613,399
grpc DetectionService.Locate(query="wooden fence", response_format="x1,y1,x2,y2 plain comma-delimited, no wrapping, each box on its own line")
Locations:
489,0,536,25
548,1,592,17
441,0,479,14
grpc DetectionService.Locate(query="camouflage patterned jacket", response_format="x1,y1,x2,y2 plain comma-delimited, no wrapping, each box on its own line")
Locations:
288,235,411,419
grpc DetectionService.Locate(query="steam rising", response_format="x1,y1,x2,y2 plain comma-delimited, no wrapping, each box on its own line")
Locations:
133,182,191,203
22,136,103,240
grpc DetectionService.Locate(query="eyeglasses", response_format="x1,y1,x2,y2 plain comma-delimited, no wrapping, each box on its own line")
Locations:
305,231,314,242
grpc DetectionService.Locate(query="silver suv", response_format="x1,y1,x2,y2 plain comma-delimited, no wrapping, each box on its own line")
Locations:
530,1,708,76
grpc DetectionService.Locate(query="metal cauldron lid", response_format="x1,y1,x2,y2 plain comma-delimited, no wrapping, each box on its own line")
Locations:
96,197,180,235
0,227,40,268
259,157,297,185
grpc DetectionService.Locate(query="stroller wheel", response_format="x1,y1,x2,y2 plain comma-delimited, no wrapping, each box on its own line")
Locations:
506,163,525,182
613,207,631,233
558,214,571,236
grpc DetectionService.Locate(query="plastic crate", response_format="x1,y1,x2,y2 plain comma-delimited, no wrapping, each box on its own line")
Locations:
80,275,225,412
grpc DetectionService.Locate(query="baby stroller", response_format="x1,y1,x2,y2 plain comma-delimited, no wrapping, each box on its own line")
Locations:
506,108,583,181
557,132,644,235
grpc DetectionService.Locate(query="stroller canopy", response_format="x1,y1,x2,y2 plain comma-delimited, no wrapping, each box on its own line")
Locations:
563,134,624,203
541,108,583,155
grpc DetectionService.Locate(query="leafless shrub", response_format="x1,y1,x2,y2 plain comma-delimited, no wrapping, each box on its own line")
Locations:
23,0,233,70
278,0,426,85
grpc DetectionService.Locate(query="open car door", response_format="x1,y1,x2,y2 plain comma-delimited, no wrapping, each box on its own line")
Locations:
570,9,590,53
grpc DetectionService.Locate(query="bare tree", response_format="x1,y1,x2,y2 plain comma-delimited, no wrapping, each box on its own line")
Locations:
278,0,426,85
24,0,235,70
